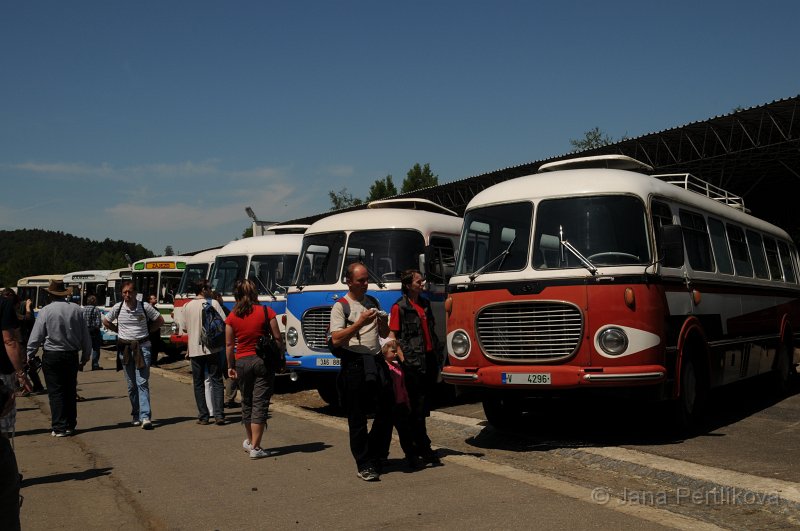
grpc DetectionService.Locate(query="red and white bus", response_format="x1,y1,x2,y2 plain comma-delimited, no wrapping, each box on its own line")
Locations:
169,248,222,350
442,155,800,430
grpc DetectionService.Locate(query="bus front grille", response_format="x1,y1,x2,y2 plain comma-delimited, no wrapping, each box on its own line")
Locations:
302,307,332,350
476,301,583,362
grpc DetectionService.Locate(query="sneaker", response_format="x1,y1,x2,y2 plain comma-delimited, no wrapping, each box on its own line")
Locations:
249,447,272,459
214,418,227,426
65,428,76,436
51,430,68,437
196,419,210,425
243,439,253,453
141,419,153,430
92,366,103,371
356,466,379,481
132,420,142,427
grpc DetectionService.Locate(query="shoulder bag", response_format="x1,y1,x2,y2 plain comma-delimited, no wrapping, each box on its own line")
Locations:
255,305,285,372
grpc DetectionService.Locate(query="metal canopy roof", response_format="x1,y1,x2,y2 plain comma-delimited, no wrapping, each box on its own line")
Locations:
290,95,800,240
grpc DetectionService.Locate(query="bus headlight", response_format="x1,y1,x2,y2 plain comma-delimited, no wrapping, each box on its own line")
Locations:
287,327,298,347
451,330,470,358
598,327,628,356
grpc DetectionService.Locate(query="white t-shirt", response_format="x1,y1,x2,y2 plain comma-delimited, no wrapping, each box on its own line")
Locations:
329,295,381,354
182,297,227,357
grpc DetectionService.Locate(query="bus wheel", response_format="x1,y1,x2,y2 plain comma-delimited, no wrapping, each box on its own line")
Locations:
772,341,795,397
671,355,707,434
482,391,524,432
317,379,340,408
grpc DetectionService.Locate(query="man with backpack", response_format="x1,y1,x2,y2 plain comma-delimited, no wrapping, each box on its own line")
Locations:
329,263,392,482
102,281,163,430
181,280,227,425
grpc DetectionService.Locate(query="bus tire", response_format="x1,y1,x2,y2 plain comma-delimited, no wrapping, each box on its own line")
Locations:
482,391,524,432
671,354,707,434
316,379,341,408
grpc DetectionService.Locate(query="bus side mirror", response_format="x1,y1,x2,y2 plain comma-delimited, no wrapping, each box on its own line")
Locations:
660,225,684,268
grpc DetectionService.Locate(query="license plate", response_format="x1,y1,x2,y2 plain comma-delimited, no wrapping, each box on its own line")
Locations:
502,373,551,385
316,357,341,367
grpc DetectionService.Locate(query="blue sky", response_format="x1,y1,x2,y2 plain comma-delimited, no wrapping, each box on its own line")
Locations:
1,1,798,256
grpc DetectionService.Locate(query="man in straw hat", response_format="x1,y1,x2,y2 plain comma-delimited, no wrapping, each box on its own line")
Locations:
26,279,92,437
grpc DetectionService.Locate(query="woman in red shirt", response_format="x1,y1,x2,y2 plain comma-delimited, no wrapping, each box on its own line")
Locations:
225,279,282,459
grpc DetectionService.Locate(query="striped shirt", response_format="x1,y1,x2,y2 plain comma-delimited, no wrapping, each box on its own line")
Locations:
104,300,161,342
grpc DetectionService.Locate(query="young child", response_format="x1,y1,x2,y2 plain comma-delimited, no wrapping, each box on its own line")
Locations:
382,341,423,469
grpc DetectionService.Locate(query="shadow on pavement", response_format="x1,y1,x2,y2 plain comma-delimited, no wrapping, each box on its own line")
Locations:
21,467,113,487
269,441,332,457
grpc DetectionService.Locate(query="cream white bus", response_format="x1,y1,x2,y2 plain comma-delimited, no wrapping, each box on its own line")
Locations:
442,155,800,431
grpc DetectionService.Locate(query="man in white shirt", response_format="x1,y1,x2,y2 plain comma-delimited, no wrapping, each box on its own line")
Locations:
329,263,391,482
102,281,163,430
182,280,227,425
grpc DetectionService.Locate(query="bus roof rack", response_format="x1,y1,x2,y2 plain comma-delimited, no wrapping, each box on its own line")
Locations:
653,173,747,212
367,198,459,216
538,155,654,173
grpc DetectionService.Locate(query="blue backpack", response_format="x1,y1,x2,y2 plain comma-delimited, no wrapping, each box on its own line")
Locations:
200,299,226,350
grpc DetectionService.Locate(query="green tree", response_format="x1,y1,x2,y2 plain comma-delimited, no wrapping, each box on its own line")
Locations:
401,163,438,194
242,226,253,238
164,245,174,256
366,174,398,202
569,127,631,151
328,187,363,211
569,127,613,151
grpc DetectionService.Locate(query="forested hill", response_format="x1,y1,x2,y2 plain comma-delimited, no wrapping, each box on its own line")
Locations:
0,229,153,287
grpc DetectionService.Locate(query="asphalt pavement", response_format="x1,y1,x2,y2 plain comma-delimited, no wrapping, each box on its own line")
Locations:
10,353,686,530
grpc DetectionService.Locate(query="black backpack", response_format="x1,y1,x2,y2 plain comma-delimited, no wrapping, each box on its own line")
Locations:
326,295,380,358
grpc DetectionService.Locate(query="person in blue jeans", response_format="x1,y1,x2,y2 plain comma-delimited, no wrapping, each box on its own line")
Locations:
102,281,163,430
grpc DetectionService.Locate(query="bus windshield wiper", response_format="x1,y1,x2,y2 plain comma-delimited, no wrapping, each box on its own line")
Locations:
253,276,278,301
362,263,386,289
558,226,597,275
469,238,515,281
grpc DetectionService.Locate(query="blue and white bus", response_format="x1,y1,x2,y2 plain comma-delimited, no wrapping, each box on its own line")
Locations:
284,199,461,404
209,226,307,334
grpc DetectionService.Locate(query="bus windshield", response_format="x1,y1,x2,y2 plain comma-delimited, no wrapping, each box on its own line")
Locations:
342,230,425,282
177,264,210,296
456,202,533,275
134,272,183,304
211,256,247,296
248,254,299,296
294,232,346,287
532,195,651,269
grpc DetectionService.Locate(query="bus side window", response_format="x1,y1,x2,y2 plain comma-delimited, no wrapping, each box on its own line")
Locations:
427,236,456,284
777,241,797,283
707,217,733,275
651,200,673,252
745,230,769,279
679,210,714,272
726,224,753,277
763,237,782,280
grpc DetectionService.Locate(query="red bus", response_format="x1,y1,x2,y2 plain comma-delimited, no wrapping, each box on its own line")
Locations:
442,155,800,430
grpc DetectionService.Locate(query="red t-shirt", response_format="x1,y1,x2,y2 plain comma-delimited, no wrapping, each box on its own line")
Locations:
389,298,433,352
225,305,277,359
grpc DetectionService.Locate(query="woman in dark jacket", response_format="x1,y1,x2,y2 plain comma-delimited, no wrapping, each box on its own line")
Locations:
386,269,442,466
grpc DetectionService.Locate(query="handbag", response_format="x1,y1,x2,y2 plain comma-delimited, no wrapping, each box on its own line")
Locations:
255,306,286,372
